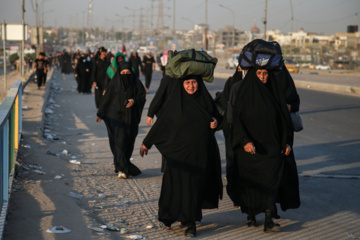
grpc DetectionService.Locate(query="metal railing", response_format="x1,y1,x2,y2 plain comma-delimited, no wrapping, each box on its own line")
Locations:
0,80,23,239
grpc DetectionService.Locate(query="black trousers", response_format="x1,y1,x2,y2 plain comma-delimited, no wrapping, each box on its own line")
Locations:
94,88,103,108
36,72,46,87
144,71,152,89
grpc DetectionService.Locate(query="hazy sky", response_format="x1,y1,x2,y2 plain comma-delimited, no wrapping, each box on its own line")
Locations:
1,0,359,35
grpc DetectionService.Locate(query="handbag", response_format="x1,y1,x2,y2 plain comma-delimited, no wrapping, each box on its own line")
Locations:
290,112,303,132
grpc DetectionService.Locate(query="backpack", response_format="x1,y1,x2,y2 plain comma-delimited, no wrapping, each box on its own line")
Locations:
238,39,283,70
165,49,218,83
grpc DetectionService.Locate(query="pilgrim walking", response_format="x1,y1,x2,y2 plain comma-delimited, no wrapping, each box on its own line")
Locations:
142,51,156,93
97,62,146,178
91,47,109,108
140,74,223,238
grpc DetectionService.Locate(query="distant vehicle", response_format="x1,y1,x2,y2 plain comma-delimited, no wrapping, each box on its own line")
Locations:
225,54,239,69
284,59,299,73
315,64,331,70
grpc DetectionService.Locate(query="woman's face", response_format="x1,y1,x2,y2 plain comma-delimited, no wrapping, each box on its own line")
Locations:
117,56,124,63
120,69,131,74
256,69,269,84
183,79,198,95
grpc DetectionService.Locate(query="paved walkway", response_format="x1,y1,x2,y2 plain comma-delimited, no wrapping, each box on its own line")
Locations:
3,69,360,240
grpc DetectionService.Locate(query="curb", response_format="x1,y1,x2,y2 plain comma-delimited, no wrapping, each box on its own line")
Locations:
293,80,360,96
214,72,360,97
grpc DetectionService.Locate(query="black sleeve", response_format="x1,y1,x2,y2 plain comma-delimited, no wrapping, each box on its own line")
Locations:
286,77,300,113
220,77,233,111
134,79,146,108
147,76,171,118
91,62,97,84
103,75,110,90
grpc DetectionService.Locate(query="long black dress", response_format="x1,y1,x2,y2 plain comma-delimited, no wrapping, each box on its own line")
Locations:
61,52,72,74
147,75,177,172
142,77,223,224
219,70,243,205
97,63,146,176
228,68,300,218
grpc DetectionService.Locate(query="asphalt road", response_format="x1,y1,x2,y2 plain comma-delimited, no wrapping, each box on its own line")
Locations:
295,88,360,176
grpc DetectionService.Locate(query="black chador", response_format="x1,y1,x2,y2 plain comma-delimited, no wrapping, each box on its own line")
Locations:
75,56,93,93
92,54,109,108
228,68,300,224
97,62,146,177
142,76,223,225
61,51,72,74
146,75,177,172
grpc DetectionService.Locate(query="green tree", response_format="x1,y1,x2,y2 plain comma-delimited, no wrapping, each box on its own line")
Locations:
9,53,19,65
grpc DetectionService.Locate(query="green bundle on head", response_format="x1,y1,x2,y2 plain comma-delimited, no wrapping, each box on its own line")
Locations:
165,49,218,83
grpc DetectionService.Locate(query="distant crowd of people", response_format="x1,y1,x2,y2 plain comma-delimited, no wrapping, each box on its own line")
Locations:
33,41,301,238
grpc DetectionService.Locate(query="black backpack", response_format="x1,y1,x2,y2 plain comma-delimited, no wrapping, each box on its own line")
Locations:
238,39,283,70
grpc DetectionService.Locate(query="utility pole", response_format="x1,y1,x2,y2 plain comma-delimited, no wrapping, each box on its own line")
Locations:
289,0,294,57
156,0,164,35
263,0,267,40
21,0,25,76
204,0,208,50
151,0,154,30
35,0,40,57
3,20,7,90
172,0,175,39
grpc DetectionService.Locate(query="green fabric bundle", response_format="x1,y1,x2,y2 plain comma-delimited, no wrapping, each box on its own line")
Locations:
165,49,218,83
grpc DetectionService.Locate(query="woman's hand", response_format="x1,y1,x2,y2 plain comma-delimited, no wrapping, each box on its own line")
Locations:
210,117,218,129
126,99,135,108
287,104,291,112
244,142,256,154
146,117,153,127
282,144,292,156
96,117,102,123
140,144,148,157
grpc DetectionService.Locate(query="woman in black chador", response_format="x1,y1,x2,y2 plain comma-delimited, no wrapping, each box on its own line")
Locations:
140,75,223,238
227,67,300,232
96,62,146,178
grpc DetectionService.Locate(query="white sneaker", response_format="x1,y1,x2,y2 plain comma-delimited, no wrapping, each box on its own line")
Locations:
118,172,127,179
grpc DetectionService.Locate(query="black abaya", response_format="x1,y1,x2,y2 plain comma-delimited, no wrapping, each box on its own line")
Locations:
97,65,146,176
228,68,300,217
143,77,223,223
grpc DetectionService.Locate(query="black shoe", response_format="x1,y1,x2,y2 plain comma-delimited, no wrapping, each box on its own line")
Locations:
264,220,281,232
246,216,257,227
162,219,174,231
185,222,196,238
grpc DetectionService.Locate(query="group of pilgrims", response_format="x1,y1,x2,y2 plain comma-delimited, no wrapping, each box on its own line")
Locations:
53,42,301,238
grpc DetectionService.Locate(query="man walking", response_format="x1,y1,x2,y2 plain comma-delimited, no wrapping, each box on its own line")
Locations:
91,47,109,108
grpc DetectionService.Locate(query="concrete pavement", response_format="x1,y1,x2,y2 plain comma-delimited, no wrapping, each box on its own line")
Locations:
3,69,360,240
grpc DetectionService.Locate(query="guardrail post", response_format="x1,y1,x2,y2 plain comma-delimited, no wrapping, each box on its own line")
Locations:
18,84,22,139
2,120,9,204
14,95,19,151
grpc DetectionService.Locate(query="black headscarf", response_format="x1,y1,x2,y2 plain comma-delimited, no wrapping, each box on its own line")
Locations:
232,67,292,156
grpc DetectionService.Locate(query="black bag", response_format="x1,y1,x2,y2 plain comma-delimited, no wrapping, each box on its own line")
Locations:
290,112,303,132
238,39,283,70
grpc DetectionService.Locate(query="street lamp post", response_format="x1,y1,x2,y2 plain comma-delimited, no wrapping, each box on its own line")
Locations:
124,7,137,32
219,4,235,49
115,14,132,42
